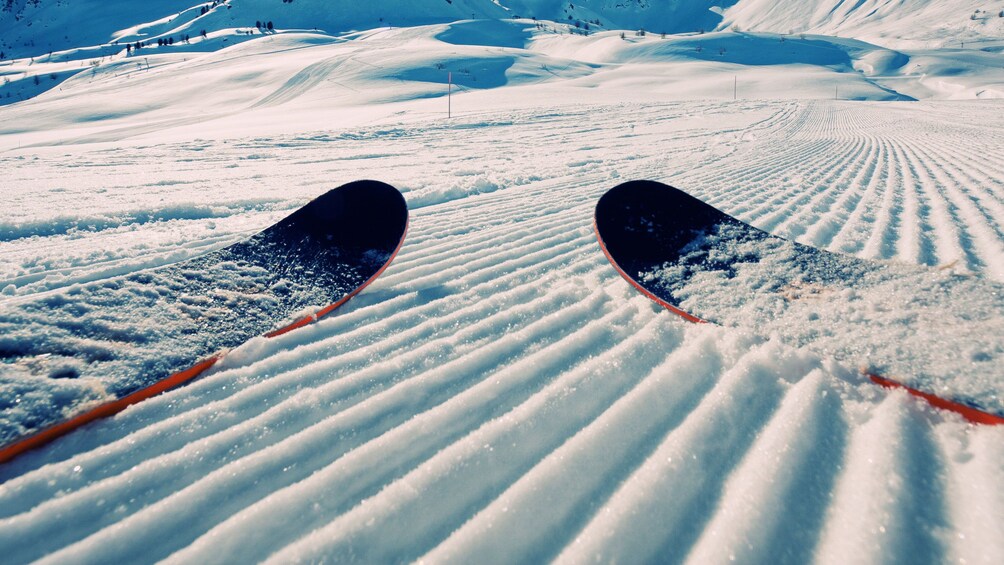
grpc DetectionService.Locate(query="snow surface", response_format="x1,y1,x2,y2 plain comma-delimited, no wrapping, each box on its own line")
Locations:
0,5,1003,565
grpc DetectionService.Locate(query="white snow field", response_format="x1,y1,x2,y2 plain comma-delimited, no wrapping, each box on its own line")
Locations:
1,5,1003,564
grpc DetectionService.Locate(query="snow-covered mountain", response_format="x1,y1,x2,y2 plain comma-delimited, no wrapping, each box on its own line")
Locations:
496,0,735,34
0,0,509,61
721,0,1004,49
2,0,1001,109
3,0,1002,63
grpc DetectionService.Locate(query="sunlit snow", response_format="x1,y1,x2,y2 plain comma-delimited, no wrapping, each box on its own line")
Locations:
1,1,1002,564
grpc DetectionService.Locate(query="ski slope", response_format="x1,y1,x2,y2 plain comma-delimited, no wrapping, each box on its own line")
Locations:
0,13,1003,565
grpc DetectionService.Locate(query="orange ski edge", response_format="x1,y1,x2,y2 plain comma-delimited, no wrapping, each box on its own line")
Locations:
0,220,408,465
0,356,220,465
866,372,1004,426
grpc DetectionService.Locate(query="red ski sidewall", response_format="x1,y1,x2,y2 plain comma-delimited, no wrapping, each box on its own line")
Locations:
868,373,1004,425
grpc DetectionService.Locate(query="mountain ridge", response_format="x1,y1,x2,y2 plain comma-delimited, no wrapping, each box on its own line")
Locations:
3,0,1001,62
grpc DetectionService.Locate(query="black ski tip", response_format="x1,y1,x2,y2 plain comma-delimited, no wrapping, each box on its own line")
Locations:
269,180,408,254
595,180,742,271
594,180,773,322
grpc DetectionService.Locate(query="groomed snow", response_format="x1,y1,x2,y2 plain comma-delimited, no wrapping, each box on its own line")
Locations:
0,12,1002,565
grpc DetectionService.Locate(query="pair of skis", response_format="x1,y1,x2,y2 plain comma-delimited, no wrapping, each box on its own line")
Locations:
2,180,1000,464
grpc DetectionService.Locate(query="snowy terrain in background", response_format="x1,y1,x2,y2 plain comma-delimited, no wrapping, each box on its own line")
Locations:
0,1,1003,563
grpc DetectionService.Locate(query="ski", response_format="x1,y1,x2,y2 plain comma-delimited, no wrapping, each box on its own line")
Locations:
595,180,1003,425
0,180,408,462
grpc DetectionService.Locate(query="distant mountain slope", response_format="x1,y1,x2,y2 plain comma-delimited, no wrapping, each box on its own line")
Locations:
0,0,508,60
720,0,1004,49
0,0,195,59
497,0,737,34
1,0,1001,60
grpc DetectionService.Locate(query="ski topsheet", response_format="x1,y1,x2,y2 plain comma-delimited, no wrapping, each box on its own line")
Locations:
595,180,1003,424
0,180,408,461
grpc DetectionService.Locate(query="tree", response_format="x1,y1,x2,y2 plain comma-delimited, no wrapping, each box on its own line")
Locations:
267,21,273,31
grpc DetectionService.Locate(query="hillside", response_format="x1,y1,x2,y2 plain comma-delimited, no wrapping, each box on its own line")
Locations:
3,0,1002,64
721,0,1004,49
496,0,734,34
0,0,508,60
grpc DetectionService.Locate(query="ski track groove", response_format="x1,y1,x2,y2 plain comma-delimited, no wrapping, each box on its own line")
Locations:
821,133,884,254
905,137,1004,277
0,228,600,505
898,137,972,268
2,100,1003,564
169,302,653,565
834,134,894,257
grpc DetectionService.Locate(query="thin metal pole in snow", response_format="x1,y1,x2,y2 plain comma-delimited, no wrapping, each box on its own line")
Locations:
733,75,737,100
448,72,452,118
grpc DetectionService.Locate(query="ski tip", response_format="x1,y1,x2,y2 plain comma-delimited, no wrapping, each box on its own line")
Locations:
593,181,707,324
269,180,408,253
594,180,743,270
262,180,409,338
866,373,1004,425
